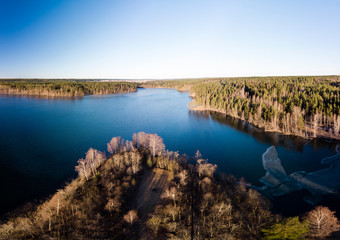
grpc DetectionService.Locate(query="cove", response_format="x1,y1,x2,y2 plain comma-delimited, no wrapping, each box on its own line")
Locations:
0,88,337,217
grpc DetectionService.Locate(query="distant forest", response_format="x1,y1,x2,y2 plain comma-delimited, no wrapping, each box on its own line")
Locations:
145,76,340,140
2,76,340,139
0,80,138,97
1,133,338,239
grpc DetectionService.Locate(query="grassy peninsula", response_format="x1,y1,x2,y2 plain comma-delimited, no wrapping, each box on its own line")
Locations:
144,76,340,140
0,79,138,97
1,133,339,239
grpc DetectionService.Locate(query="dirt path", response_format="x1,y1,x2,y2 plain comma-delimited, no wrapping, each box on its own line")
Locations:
109,168,169,239
135,168,169,220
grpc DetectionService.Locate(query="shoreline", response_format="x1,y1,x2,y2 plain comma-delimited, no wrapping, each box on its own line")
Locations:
0,88,138,98
189,103,340,141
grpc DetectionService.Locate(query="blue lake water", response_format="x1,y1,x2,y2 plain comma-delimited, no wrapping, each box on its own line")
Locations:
0,88,338,216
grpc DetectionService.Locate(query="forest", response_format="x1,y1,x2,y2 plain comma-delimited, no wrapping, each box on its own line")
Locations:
0,133,339,239
141,78,220,92
146,76,340,140
189,76,340,139
0,79,138,97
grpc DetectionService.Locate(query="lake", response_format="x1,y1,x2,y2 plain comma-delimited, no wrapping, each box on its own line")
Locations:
0,88,338,217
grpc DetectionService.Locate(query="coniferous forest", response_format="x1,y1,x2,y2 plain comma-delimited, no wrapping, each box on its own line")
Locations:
0,80,138,97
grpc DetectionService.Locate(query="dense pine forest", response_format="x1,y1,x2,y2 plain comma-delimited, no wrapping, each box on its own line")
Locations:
189,76,340,140
145,76,340,140
0,133,339,239
141,78,219,92
0,80,138,97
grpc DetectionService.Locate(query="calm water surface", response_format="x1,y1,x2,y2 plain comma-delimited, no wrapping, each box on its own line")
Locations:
0,88,337,216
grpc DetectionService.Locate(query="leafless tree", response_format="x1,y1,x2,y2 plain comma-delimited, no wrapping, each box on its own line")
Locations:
195,150,202,159
123,210,138,225
130,151,142,174
196,159,217,178
104,197,121,213
334,114,340,136
132,132,166,157
313,112,321,137
75,148,106,179
85,148,106,175
177,170,188,186
75,158,89,180
148,133,165,157
125,140,135,152
112,155,125,173
306,206,340,238
133,132,147,148
212,202,232,220
161,186,178,207
165,150,179,160
107,137,124,154
147,214,162,235
164,204,180,222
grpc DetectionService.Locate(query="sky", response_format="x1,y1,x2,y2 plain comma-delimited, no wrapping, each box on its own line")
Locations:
0,0,339,79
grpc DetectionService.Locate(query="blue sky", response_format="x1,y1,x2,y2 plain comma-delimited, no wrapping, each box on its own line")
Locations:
0,0,339,78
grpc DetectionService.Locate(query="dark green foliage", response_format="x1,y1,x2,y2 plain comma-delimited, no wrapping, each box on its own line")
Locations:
142,78,219,91
188,76,340,139
262,217,309,240
0,79,138,97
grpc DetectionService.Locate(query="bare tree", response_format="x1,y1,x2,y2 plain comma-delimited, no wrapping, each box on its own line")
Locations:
212,202,232,220
164,204,180,221
107,136,124,154
148,133,165,157
125,140,135,152
195,150,202,159
161,186,178,207
104,197,121,213
177,170,188,186
85,148,106,175
196,159,217,178
334,114,340,136
123,210,138,225
313,112,321,137
147,214,162,235
130,151,142,174
306,206,340,238
75,158,89,180
132,132,166,156
165,150,179,160
75,148,106,179
292,106,302,132
133,132,147,148
112,155,125,173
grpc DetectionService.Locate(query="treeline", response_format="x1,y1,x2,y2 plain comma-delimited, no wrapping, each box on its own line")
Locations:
0,80,138,97
188,76,340,140
0,133,339,239
141,78,219,92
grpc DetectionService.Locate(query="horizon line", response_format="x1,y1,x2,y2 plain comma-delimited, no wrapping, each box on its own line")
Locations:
0,74,339,81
